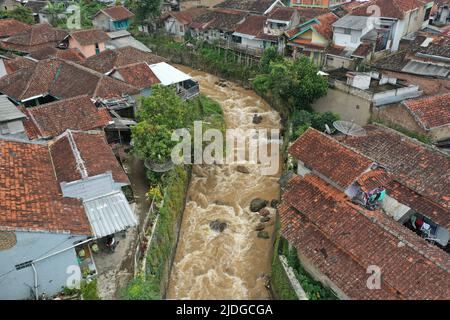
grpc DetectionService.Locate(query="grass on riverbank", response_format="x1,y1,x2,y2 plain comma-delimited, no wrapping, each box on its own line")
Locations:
132,32,260,85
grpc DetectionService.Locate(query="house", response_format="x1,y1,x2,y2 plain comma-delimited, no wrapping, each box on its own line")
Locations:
0,129,137,299
109,61,199,100
61,29,110,58
214,0,285,15
0,138,91,300
0,19,31,39
27,47,85,62
372,92,450,143
0,94,26,138
162,7,208,38
105,30,152,52
349,0,435,52
0,57,139,106
312,68,422,125
81,46,167,74
433,0,450,25
265,6,301,35
24,0,50,24
93,5,135,31
371,33,450,96
278,126,450,299
285,12,339,66
0,22,68,53
232,15,279,56
188,9,248,43
338,124,450,233
0,55,36,75
20,95,112,140
289,0,351,8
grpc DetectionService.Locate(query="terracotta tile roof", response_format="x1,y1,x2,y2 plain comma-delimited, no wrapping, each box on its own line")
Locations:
352,41,374,58
69,29,110,46
234,15,277,41
387,181,450,229
81,46,167,74
403,93,450,130
191,9,248,32
289,128,373,189
0,139,91,235
99,5,135,21
163,7,209,25
214,0,279,14
21,95,112,139
339,124,450,209
294,7,331,23
0,23,68,53
112,62,160,89
312,12,339,40
3,56,36,74
267,6,296,21
49,130,129,185
351,0,427,19
280,174,450,300
28,47,85,62
0,19,31,38
0,58,139,102
327,44,346,55
356,168,393,192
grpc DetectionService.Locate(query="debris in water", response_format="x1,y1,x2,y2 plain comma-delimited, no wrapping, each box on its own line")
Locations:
260,216,270,223
236,165,250,174
259,208,270,217
253,114,263,124
209,220,227,233
255,223,265,231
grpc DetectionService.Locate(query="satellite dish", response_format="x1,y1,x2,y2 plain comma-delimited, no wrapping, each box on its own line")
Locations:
333,120,366,137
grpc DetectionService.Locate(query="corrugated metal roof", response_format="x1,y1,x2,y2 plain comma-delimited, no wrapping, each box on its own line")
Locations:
402,60,450,78
0,59,6,78
333,15,369,30
149,62,192,86
0,95,25,122
83,191,138,238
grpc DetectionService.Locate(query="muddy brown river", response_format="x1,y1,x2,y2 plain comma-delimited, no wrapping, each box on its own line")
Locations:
166,66,282,299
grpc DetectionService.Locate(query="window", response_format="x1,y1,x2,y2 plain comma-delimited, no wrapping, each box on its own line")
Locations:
179,25,184,32
424,7,431,21
344,28,351,34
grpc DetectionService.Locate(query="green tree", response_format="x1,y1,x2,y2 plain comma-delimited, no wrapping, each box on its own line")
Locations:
0,7,35,24
137,85,188,130
131,121,176,163
43,2,66,25
253,56,328,112
259,46,283,74
128,0,162,27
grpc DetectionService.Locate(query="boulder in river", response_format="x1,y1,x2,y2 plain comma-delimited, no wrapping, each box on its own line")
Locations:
255,223,265,231
270,199,279,208
259,208,270,217
236,165,250,174
209,220,227,233
257,231,270,239
250,198,268,212
260,216,270,223
253,114,263,124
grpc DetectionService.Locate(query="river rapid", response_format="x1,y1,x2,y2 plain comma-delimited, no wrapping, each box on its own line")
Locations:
166,66,282,299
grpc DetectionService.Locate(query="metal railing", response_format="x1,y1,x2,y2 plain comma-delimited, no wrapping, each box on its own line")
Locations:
178,84,200,100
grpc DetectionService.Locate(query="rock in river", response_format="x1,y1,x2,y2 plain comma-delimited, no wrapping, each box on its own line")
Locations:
255,223,265,231
270,199,279,208
236,165,250,174
259,208,270,217
253,114,263,124
209,220,227,233
260,216,270,223
257,231,270,239
250,198,268,212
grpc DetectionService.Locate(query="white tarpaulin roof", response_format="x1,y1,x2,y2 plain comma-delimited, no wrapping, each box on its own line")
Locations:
84,191,138,238
148,62,192,86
